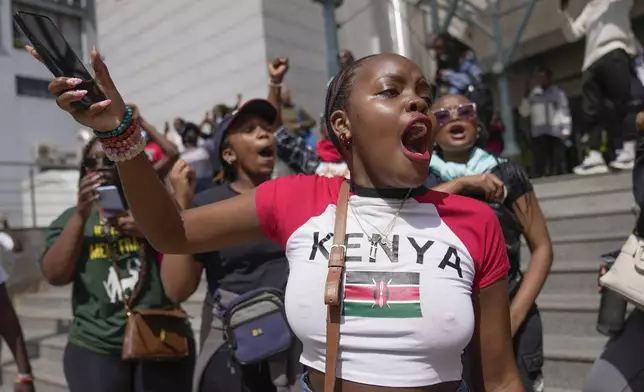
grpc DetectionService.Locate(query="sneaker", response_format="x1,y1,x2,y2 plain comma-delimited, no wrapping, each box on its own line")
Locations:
610,141,635,170
574,150,609,175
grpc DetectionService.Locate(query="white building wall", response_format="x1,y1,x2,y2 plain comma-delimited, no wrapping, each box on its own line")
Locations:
0,0,96,226
96,0,268,130
262,0,327,119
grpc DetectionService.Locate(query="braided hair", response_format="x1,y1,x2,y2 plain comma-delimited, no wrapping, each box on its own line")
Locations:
323,54,377,154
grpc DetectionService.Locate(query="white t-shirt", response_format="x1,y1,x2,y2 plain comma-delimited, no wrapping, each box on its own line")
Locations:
0,232,15,285
0,232,15,251
0,263,7,285
560,0,637,70
255,175,509,387
315,162,350,179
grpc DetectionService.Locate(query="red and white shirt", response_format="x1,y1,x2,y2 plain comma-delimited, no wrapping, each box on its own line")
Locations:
255,175,509,387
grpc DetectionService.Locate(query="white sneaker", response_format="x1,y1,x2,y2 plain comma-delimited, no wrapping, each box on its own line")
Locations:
573,150,609,175
610,141,635,170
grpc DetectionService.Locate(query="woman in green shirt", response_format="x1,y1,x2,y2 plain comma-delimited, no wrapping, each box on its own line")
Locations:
40,138,195,392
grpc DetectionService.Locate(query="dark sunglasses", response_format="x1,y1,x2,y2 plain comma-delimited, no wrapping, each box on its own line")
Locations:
83,156,115,169
431,103,477,126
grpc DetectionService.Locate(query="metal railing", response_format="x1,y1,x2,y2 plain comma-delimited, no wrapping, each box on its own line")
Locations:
0,161,79,229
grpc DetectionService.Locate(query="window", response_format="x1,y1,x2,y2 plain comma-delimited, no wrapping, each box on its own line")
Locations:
12,2,83,56
16,76,55,99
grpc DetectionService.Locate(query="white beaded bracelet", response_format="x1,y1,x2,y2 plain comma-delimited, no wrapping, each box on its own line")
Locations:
101,127,147,163
108,138,147,162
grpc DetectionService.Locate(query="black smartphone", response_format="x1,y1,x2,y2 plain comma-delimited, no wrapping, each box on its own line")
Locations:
13,11,106,109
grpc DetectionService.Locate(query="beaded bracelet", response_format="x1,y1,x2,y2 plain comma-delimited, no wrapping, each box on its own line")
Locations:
102,127,147,162
15,373,34,384
94,106,135,139
109,139,147,162
96,115,146,162
101,117,140,148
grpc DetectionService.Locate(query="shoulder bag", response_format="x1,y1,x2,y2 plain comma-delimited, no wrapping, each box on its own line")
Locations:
600,233,644,309
219,287,293,365
106,230,191,361
323,181,350,392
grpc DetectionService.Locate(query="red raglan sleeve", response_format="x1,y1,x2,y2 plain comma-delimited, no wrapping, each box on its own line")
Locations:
255,174,340,248
255,177,284,245
474,209,511,290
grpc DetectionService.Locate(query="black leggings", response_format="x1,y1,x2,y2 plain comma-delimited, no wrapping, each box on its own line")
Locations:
63,341,195,392
581,49,636,151
199,343,276,392
532,135,567,177
463,305,543,392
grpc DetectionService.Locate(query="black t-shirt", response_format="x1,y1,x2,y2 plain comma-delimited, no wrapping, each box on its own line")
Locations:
192,183,289,295
426,161,533,281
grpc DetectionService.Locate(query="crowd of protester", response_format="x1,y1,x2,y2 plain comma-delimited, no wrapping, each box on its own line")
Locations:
1,1,644,391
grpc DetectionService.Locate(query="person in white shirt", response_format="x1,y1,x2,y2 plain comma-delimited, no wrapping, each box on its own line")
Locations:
0,217,34,391
519,66,572,177
559,0,638,175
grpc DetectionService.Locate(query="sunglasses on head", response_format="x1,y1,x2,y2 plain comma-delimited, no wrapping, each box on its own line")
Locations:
431,103,477,126
83,156,115,169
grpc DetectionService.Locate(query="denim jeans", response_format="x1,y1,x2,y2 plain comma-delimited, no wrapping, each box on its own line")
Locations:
300,372,468,392
300,371,313,392
457,380,469,392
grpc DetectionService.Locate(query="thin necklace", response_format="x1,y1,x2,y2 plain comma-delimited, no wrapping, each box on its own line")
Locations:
349,188,412,253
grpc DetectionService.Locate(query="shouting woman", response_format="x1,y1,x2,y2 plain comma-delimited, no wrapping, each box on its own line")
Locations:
29,46,524,392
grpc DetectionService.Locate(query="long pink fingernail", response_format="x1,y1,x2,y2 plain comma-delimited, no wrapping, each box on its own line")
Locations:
67,78,83,86
98,99,112,107
73,90,88,97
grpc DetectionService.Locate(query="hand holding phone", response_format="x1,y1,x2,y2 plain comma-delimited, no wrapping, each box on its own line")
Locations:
27,44,126,132
18,13,127,133
14,11,106,110
77,174,102,220
96,185,126,219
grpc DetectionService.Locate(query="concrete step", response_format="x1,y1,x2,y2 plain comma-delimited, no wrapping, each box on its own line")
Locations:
1,358,67,392
523,261,600,296
532,171,631,200
544,208,635,238
538,188,633,219
521,232,627,263
543,334,606,390
16,285,210,320
537,294,606,338
545,388,581,392
0,329,60,367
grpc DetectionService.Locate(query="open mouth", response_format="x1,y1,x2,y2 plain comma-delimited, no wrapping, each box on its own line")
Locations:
258,147,275,159
447,124,467,140
401,118,431,161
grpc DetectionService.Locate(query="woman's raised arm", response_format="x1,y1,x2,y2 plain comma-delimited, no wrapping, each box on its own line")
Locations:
118,154,264,254
28,47,265,255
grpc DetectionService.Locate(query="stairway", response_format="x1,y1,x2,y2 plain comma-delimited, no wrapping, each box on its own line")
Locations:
0,284,209,392
0,171,635,392
528,171,635,392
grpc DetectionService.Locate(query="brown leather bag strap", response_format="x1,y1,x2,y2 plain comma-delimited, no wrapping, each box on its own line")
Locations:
324,181,350,392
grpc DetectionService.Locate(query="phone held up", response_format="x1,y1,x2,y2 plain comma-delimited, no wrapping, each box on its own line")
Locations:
13,11,106,110
96,185,126,219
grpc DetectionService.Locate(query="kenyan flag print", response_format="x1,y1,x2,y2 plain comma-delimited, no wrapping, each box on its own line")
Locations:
343,271,422,318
